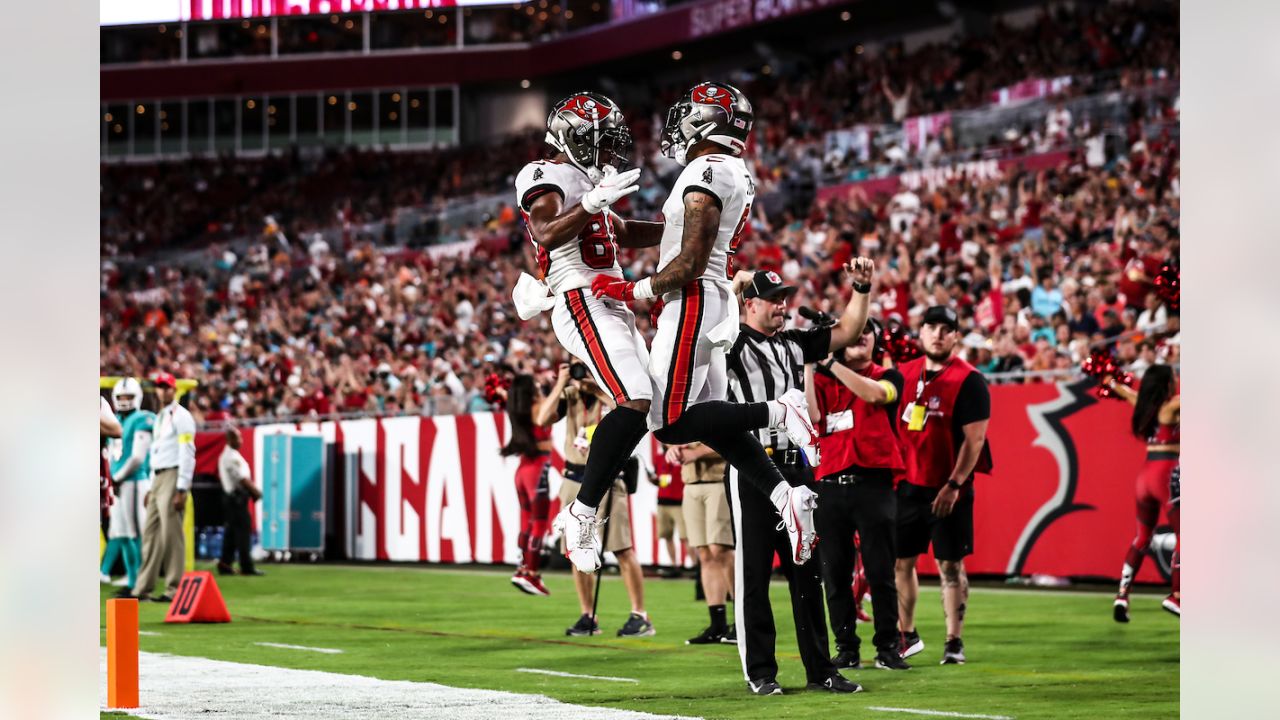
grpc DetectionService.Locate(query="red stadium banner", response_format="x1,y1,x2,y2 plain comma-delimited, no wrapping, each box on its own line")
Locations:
224,379,1170,583
816,149,1074,203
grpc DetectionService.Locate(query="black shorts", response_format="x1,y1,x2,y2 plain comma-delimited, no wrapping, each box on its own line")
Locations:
895,482,974,562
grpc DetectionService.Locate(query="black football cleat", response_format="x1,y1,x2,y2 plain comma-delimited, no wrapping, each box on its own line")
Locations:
900,629,925,658
747,678,783,696
875,650,911,670
1113,595,1130,623
720,624,738,645
833,650,861,669
807,674,863,693
686,625,727,645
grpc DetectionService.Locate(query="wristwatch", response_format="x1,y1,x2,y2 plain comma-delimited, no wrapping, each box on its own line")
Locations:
945,479,963,491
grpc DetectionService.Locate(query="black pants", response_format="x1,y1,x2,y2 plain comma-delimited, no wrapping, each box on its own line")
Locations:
220,490,255,572
815,475,899,656
728,460,834,684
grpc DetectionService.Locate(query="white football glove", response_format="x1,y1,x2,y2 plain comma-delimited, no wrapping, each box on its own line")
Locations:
580,166,641,214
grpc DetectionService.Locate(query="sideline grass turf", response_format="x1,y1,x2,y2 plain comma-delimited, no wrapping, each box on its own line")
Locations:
100,564,1177,719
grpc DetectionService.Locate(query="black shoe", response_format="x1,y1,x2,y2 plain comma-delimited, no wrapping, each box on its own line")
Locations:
747,678,783,696
694,577,705,601
216,561,236,576
720,624,738,645
940,637,966,665
807,673,863,693
617,613,655,637
875,650,911,670
659,566,682,579
900,629,924,658
565,614,601,637
241,568,266,576
113,588,135,599
150,595,174,604
1113,595,1131,623
686,625,727,645
833,650,861,669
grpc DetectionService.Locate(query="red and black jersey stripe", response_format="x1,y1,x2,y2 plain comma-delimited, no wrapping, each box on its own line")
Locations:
566,289,629,404
663,280,705,426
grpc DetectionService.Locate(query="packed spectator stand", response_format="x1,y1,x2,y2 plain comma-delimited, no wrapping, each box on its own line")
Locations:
100,1,1180,426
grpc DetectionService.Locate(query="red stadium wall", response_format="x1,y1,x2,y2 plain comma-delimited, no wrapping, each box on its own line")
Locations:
194,380,1171,583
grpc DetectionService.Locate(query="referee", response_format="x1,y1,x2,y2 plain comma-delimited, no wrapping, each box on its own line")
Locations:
725,264,872,697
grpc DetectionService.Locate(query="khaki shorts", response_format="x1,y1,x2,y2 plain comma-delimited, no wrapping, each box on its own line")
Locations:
656,504,685,542
683,481,733,548
559,477,633,553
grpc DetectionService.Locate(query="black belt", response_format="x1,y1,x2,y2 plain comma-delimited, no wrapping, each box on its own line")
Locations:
819,474,888,486
766,448,805,466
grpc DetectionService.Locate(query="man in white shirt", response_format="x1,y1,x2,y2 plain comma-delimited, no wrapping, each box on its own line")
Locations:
125,372,196,602
217,428,263,576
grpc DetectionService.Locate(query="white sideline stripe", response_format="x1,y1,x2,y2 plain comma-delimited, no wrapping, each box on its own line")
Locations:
100,649,698,719
869,707,1013,720
254,641,344,654
138,631,163,636
517,668,639,684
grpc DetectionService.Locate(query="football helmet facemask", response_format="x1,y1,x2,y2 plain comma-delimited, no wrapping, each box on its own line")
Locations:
112,377,143,414
545,92,633,182
661,82,754,166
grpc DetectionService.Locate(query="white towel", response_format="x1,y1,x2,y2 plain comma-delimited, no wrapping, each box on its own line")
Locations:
511,272,556,321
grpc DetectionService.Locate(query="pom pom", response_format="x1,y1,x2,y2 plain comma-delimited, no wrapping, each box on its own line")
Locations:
1153,262,1179,312
883,320,923,363
1096,371,1136,401
483,372,511,409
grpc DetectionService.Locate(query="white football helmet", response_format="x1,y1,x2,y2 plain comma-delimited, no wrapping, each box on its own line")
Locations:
544,92,633,182
112,377,142,413
661,81,754,166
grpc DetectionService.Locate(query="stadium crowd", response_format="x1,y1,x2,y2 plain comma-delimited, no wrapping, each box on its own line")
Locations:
99,2,1180,425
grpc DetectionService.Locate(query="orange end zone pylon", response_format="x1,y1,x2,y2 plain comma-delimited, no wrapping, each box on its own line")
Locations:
106,598,139,709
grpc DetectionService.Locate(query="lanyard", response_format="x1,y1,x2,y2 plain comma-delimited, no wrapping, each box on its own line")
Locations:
915,358,951,402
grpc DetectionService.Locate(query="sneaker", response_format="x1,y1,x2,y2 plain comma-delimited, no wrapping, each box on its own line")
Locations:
900,630,924,658
855,604,872,624
686,625,727,645
659,566,682,579
111,577,131,587
1113,595,1130,623
100,573,113,584
617,613,656,638
511,570,550,597
1161,594,1180,617
747,678,783,696
940,637,966,665
565,613,601,637
875,650,911,670
720,624,738,645
552,505,602,574
777,485,819,565
775,389,819,459
833,650,861,669
807,674,863,693
150,594,174,604
694,576,706,601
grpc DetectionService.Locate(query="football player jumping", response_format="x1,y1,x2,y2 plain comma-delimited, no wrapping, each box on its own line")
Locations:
588,82,875,566
511,92,664,574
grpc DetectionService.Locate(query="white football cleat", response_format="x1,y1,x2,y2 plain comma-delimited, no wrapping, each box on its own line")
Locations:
99,573,113,584
777,484,819,565
552,504,602,574
112,577,131,587
775,389,818,461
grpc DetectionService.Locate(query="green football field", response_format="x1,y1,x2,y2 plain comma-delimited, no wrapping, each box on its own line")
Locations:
99,563,1178,719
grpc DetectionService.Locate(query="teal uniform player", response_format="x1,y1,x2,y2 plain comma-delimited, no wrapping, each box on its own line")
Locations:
101,378,155,589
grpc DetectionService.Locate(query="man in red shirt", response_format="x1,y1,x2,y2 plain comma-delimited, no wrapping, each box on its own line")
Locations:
894,306,992,666
651,444,687,579
805,319,911,671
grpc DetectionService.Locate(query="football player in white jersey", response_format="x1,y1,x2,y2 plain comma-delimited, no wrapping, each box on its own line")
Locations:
511,92,664,574
590,82,875,566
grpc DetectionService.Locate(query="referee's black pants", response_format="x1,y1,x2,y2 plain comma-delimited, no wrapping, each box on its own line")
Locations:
728,458,835,684
814,475,899,657
220,490,256,573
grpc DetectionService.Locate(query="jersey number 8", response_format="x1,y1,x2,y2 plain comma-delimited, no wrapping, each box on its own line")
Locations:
579,214,617,270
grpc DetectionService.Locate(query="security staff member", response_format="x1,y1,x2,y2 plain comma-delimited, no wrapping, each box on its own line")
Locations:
217,428,264,577
804,319,911,671
725,265,872,697
895,306,992,666
126,372,196,602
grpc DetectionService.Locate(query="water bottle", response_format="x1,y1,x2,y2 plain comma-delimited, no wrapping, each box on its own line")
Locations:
197,528,209,559
210,527,224,560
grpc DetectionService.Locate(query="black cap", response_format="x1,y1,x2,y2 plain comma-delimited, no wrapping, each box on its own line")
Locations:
921,305,959,330
743,270,797,300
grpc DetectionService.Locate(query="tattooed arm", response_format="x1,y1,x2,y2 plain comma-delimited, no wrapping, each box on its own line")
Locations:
649,190,719,295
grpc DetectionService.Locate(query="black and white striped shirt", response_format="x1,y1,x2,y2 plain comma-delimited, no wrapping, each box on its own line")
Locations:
727,324,832,451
